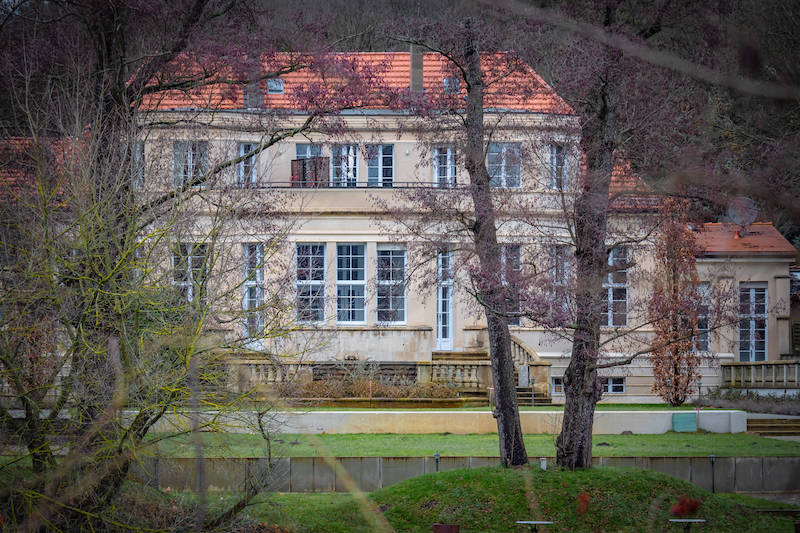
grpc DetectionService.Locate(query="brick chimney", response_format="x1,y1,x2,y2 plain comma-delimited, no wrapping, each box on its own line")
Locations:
410,44,423,92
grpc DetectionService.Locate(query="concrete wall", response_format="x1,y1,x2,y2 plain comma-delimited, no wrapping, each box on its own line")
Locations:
148,409,747,435
131,455,800,494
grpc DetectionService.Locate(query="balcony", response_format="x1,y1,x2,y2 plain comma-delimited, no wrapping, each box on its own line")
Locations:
287,157,454,189
721,360,800,389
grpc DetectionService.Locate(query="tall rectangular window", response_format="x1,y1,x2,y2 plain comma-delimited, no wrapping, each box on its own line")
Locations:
501,244,521,326
173,243,208,303
237,142,257,187
434,146,456,186
243,244,264,337
367,144,394,187
694,282,710,352
437,250,454,349
551,244,571,318
602,247,627,326
296,244,325,322
331,144,358,187
377,247,406,323
173,141,208,188
132,141,145,190
337,244,365,322
549,144,567,189
487,142,521,188
739,283,767,361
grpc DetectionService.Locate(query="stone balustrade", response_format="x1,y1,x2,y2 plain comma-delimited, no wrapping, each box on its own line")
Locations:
429,362,486,388
722,360,800,389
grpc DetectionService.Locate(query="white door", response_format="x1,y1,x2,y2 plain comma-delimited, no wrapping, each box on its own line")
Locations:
436,252,453,351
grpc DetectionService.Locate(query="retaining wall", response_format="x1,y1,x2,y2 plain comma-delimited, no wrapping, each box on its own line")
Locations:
129,455,800,494
149,410,747,435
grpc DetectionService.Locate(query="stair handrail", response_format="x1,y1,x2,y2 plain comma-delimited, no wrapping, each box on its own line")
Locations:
509,335,542,366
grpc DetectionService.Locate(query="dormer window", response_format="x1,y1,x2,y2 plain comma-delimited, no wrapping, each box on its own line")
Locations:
443,77,460,94
267,78,284,94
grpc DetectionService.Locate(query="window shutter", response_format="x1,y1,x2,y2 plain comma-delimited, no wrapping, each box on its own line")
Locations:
291,159,304,187
312,157,330,186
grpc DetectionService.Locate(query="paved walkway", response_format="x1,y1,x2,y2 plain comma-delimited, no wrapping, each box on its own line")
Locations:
745,492,800,506
764,435,800,442
746,413,800,419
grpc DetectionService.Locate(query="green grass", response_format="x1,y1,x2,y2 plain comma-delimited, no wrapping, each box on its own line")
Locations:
149,431,800,458
240,466,797,532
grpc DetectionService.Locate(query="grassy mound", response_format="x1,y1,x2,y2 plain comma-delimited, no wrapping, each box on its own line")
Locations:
250,466,797,532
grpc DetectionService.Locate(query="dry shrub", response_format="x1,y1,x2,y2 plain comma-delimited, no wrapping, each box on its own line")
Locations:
276,378,459,399
693,389,800,415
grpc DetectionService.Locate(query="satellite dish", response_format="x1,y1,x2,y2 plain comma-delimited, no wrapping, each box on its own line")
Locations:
727,196,758,227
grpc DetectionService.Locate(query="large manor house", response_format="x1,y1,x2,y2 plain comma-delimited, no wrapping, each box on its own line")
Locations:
82,51,800,402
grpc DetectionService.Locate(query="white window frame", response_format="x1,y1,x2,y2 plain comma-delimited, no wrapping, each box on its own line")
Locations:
336,243,366,323
550,244,571,318
434,146,457,187
693,282,710,352
173,140,208,188
296,243,326,323
331,144,358,187
376,245,406,324
601,377,625,394
487,142,522,188
367,144,394,187
552,377,564,395
501,244,522,326
549,144,567,189
296,143,322,160
237,142,257,187
173,243,208,303
132,141,145,190
267,78,284,94
436,250,454,350
739,282,768,362
243,243,264,339
603,247,628,327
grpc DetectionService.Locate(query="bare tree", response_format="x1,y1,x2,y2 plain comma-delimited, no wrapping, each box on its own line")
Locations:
0,1,386,529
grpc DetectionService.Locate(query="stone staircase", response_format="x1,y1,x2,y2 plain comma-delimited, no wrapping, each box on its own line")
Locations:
747,418,800,436
432,336,553,405
515,385,552,406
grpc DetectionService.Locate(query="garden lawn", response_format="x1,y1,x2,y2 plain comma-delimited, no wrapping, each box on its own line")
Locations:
149,431,800,458
242,466,798,532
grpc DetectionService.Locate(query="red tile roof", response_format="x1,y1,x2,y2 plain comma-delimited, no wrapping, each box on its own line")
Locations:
695,223,797,258
0,137,79,200
140,52,573,114
608,158,659,211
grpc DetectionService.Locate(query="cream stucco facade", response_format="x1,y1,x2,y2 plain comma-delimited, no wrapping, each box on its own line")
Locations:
137,63,797,403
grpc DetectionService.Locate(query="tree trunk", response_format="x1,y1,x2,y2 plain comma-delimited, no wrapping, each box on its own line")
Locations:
461,20,528,466
556,39,620,467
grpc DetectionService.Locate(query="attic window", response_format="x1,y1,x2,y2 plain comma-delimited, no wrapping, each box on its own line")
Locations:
443,77,460,94
267,78,284,94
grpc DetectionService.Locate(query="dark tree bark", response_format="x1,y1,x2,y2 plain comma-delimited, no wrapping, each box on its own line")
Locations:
461,23,527,467
556,21,621,468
